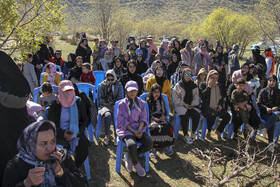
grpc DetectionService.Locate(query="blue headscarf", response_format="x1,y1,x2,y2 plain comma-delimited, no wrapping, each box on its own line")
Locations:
17,120,57,187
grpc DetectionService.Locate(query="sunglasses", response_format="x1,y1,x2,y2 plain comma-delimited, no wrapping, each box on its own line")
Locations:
107,78,114,81
185,73,193,77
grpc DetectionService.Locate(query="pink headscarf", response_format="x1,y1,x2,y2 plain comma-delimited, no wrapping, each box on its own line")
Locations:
48,63,58,85
58,80,76,108
200,49,211,66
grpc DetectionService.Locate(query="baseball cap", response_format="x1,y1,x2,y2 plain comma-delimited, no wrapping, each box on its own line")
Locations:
125,81,138,92
59,80,74,91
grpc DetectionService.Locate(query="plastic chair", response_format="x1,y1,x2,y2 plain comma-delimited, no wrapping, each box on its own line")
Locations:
95,84,124,138
76,83,96,143
140,93,170,121
92,71,106,87
33,85,59,103
114,99,150,173
192,76,197,82
141,73,146,78
42,65,61,72
45,107,91,179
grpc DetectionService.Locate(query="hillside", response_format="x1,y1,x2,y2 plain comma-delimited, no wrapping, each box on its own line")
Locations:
62,0,258,28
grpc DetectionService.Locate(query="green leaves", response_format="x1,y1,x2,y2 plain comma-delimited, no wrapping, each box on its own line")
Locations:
0,0,65,58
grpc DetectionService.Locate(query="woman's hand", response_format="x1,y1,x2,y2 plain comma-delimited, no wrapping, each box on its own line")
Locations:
217,105,222,112
51,147,63,175
24,167,45,187
272,107,278,112
159,116,165,122
134,130,142,138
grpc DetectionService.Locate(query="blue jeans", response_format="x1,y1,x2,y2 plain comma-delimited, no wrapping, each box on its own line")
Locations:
262,111,280,142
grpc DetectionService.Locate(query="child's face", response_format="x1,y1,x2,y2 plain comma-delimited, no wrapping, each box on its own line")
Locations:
45,68,50,74
152,89,161,100
127,90,138,99
43,92,52,98
82,66,89,74
76,59,83,68
236,83,245,91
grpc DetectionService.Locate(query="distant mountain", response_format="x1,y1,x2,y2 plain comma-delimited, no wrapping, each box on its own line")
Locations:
62,0,258,27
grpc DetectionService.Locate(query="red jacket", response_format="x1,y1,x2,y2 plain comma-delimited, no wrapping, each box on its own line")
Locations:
50,57,65,68
80,70,95,85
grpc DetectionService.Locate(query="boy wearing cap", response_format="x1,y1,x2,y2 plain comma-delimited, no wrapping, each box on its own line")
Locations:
116,81,153,177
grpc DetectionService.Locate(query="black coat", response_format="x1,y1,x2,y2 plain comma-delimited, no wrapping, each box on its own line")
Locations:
120,72,143,96
75,45,92,63
167,61,179,80
257,86,280,117
68,66,82,82
47,99,90,148
199,82,225,109
2,154,88,187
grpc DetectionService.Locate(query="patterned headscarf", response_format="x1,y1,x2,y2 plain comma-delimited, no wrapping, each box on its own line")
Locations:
17,120,57,187
48,63,58,85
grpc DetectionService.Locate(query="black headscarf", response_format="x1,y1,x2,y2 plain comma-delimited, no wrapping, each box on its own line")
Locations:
155,66,167,89
179,69,197,105
0,51,30,96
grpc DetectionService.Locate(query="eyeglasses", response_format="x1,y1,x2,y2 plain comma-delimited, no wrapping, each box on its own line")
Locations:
129,66,136,69
185,73,193,77
157,70,164,73
107,78,114,81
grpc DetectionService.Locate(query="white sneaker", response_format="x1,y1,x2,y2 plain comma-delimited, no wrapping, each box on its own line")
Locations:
190,133,196,142
260,128,267,137
184,135,193,144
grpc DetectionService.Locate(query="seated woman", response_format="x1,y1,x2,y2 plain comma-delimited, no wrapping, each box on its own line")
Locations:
113,57,127,80
257,75,280,152
116,81,153,177
146,66,172,111
195,68,207,86
98,70,123,145
42,63,61,86
68,56,83,83
173,68,200,144
146,84,174,157
47,80,90,168
199,70,231,140
120,60,143,96
2,120,88,187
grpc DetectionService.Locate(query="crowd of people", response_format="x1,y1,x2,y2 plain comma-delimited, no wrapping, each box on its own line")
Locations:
0,33,280,185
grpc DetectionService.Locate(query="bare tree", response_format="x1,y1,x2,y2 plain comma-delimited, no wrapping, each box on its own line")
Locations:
193,137,279,186
254,0,280,51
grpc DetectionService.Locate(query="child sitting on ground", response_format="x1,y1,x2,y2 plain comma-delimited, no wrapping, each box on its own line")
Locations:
81,63,95,85
37,82,57,118
146,84,173,157
231,78,253,131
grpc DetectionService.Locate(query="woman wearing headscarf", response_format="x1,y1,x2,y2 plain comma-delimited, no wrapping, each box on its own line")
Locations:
136,39,149,64
212,45,227,96
257,75,280,152
173,68,200,144
2,120,88,187
63,53,77,79
181,41,196,75
0,51,31,185
68,56,83,83
47,80,90,168
172,39,181,62
42,63,61,86
120,60,144,96
145,60,163,76
113,57,127,80
194,43,212,75
135,53,148,75
75,38,92,63
98,70,123,145
195,68,207,86
199,70,231,140
146,66,172,110
167,54,179,79
159,39,172,66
